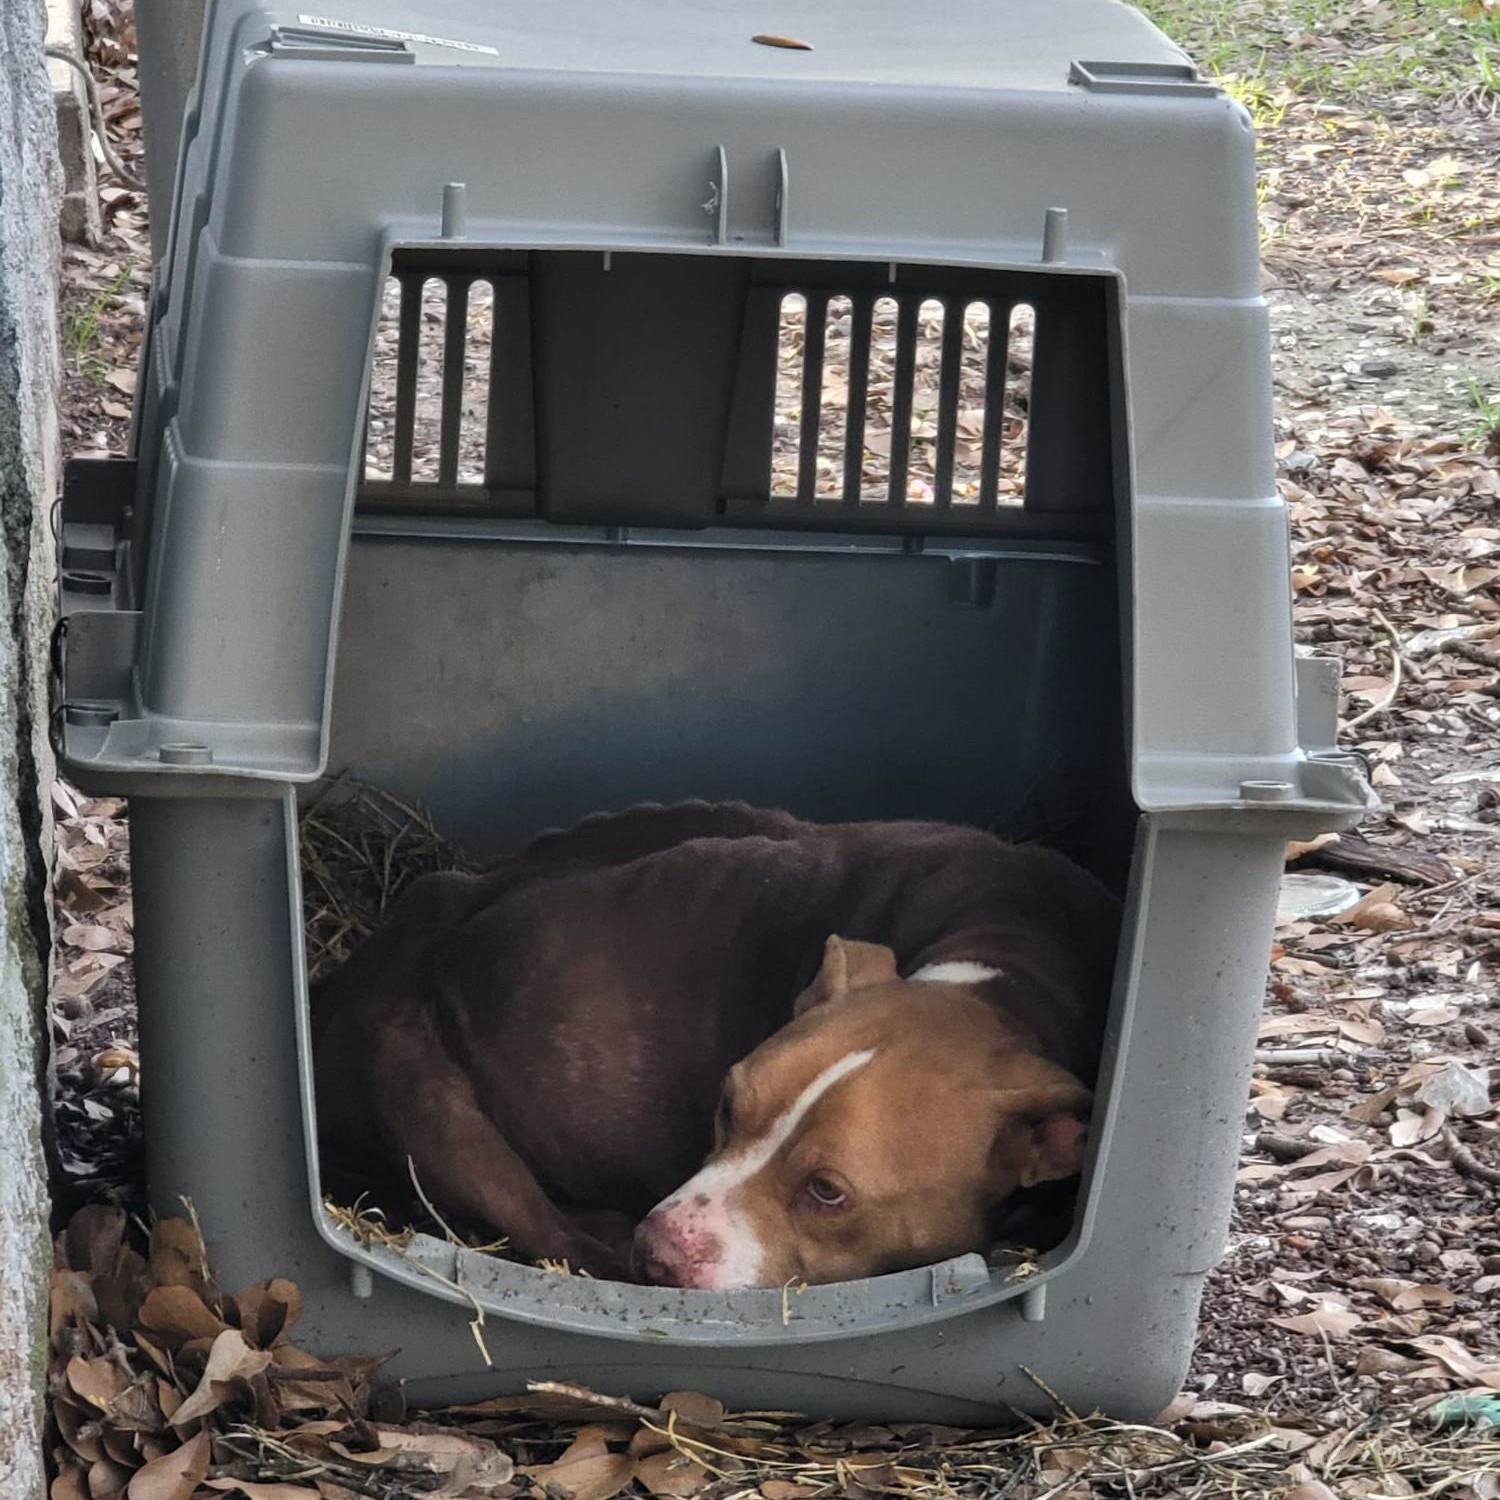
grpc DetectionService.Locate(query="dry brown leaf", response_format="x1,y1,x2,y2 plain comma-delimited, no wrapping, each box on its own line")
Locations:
1345,900,1414,933
659,1391,725,1428
1267,1302,1363,1339
1339,1016,1385,1046
1354,1346,1419,1377
1355,1278,1456,1311
1259,1013,1337,1039
636,1450,709,1498
54,1397,105,1463
170,1329,272,1426
1286,1482,1341,1500
328,1426,514,1493
88,1457,135,1498
67,1354,129,1413
57,866,113,914
1285,833,1340,861
522,1450,636,1500
136,1285,228,1346
1397,1335,1500,1387
148,1220,213,1293
107,368,137,395
759,1485,820,1500
126,1433,209,1500
52,1270,101,1336
51,1460,90,1500
62,922,127,952
229,1278,302,1348
1407,1004,1461,1026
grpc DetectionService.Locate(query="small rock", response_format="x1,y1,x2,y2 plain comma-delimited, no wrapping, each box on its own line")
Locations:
1481,1254,1500,1276
1360,358,1399,377
1416,1060,1491,1118
1413,1241,1442,1266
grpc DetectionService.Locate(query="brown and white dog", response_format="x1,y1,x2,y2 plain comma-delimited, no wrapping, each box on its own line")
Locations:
312,802,1119,1289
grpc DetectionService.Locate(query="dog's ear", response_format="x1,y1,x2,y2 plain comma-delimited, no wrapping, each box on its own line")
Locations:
990,1078,1093,1192
794,934,900,1016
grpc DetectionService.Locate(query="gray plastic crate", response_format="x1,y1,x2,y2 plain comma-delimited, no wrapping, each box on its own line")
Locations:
57,0,1373,1422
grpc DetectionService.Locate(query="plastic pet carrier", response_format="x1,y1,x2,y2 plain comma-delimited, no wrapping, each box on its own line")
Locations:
56,0,1372,1422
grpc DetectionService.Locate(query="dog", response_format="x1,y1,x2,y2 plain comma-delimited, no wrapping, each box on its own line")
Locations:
311,802,1119,1288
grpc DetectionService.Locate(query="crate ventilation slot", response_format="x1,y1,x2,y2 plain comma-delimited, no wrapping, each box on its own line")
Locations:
357,252,1111,536
768,291,1032,511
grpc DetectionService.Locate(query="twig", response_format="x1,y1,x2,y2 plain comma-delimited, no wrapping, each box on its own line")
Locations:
1254,1133,1321,1162
1403,622,1500,660
1443,1126,1500,1186
1255,1048,1353,1066
406,1155,465,1249
42,46,147,191
1319,1325,1344,1397
1344,608,1404,733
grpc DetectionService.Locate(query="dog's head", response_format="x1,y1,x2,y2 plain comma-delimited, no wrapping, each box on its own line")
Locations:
633,934,1091,1290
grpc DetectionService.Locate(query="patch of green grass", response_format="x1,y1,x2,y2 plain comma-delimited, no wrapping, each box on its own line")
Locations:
1462,374,1500,446
1138,0,1500,109
61,269,130,383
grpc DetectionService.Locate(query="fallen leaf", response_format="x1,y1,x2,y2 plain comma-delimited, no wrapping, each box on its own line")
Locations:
148,1219,212,1292
1398,1336,1500,1388
228,1278,303,1348
170,1329,272,1425
1340,1017,1386,1047
523,1449,636,1500
107,368,137,395
1390,1107,1445,1147
61,922,125,952
50,1460,90,1500
1408,1005,1462,1027
637,1450,709,1498
1355,1346,1420,1376
1286,1482,1341,1500
1286,833,1340,861
66,1355,128,1413
1268,1303,1363,1339
127,1433,210,1500
136,1285,228,1345
88,1458,135,1498
660,1390,726,1428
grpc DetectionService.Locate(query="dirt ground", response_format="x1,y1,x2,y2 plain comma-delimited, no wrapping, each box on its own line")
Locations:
44,0,1500,1492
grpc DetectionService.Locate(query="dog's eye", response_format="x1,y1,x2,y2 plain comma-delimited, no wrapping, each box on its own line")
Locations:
803,1174,849,1210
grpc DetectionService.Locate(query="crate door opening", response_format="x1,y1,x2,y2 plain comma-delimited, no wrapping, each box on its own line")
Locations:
306,243,1134,1317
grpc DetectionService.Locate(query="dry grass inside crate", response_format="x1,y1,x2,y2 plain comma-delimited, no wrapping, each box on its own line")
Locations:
299,772,472,984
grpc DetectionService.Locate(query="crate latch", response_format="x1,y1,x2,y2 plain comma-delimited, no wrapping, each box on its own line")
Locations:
267,25,415,63
1068,59,1219,97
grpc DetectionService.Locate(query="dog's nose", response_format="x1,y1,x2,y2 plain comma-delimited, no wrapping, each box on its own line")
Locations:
632,1214,696,1287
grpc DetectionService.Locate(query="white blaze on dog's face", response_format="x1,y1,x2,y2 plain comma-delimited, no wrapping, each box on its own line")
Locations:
633,935,1092,1290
